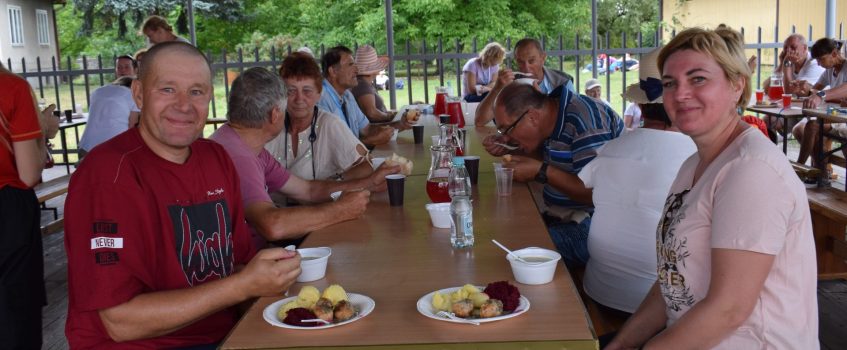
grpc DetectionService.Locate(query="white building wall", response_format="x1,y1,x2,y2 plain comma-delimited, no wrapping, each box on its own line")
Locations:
0,0,57,75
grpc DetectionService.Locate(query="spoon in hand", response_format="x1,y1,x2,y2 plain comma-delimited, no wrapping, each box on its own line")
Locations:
494,142,519,150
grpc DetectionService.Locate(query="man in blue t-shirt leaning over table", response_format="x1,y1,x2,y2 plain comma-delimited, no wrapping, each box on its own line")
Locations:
483,83,624,268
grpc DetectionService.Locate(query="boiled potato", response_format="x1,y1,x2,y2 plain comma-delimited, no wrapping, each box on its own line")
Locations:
297,285,320,307
277,299,304,319
431,291,451,311
449,288,469,303
469,292,490,308
321,284,348,306
461,284,480,295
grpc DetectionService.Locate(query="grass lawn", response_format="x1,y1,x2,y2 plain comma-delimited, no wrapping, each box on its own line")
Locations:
379,61,641,117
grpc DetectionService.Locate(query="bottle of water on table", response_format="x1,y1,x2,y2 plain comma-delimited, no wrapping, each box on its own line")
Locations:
448,156,473,248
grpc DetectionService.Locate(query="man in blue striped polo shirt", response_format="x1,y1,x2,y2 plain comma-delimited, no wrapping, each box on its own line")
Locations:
484,83,624,268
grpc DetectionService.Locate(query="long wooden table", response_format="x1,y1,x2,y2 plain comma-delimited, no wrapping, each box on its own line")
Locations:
220,154,597,349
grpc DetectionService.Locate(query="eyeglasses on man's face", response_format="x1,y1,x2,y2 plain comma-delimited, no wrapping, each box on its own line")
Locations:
497,109,529,136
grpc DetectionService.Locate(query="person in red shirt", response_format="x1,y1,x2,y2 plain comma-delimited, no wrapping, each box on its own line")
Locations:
0,63,48,348
64,42,301,348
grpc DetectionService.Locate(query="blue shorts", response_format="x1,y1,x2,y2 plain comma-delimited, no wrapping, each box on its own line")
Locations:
544,215,591,268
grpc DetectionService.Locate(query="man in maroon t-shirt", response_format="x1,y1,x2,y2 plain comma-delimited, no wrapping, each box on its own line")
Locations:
64,42,302,348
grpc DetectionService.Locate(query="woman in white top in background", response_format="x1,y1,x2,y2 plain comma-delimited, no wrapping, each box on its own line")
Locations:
462,42,505,102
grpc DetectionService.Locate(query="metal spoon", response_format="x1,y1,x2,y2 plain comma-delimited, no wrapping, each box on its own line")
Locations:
491,239,544,265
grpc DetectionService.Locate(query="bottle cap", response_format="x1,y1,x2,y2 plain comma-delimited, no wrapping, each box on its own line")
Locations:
452,157,465,166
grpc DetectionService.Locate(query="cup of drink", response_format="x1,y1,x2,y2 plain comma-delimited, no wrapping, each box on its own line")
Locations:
495,168,514,196
755,90,764,104
412,125,424,144
386,174,406,206
463,156,480,184
782,94,792,109
64,109,73,123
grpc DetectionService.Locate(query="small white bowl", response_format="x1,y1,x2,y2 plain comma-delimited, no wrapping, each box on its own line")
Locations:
506,247,561,285
296,247,332,282
425,203,451,228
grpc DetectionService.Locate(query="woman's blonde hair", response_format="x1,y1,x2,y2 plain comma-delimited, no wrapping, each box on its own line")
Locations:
658,27,752,109
480,42,506,67
141,15,173,33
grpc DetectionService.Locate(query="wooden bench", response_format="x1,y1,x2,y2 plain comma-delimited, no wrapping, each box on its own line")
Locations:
569,266,630,338
34,174,71,235
806,187,847,279
791,161,820,181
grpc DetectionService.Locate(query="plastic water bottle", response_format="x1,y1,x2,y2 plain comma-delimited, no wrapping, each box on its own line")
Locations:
448,157,473,248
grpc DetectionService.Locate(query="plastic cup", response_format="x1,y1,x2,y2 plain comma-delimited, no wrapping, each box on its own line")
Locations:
413,125,424,144
755,90,764,104
431,135,441,146
425,203,451,228
296,247,332,282
495,168,514,196
64,109,73,123
492,162,503,170
463,156,480,184
386,174,406,206
782,94,792,109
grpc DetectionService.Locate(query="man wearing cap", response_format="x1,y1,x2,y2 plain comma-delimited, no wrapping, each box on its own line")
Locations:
474,38,576,126
578,48,696,315
317,46,406,146
583,79,611,108
483,81,623,268
352,45,419,125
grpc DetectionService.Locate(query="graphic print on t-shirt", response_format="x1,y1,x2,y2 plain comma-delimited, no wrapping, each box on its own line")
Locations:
168,200,235,286
656,189,695,312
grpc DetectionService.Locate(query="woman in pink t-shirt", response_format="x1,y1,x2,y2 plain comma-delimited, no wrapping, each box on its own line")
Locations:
607,27,819,350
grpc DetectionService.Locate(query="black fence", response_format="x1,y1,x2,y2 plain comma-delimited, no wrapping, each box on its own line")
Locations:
6,25,844,119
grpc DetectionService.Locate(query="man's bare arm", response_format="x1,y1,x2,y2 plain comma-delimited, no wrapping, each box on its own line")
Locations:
99,249,300,342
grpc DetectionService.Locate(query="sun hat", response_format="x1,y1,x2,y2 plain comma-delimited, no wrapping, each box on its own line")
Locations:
622,47,663,104
584,79,601,91
355,45,389,75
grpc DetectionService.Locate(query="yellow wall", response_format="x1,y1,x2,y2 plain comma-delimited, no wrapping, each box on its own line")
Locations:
663,0,847,65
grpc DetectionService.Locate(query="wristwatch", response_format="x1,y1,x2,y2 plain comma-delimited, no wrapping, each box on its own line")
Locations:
817,90,827,100
535,162,549,184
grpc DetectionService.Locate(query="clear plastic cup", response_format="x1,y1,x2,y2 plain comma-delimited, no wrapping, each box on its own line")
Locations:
495,168,514,196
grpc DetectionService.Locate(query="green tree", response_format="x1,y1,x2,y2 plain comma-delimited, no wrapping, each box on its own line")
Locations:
597,0,661,48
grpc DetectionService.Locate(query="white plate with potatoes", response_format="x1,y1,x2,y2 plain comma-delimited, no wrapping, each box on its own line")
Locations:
264,293,375,330
416,286,530,324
